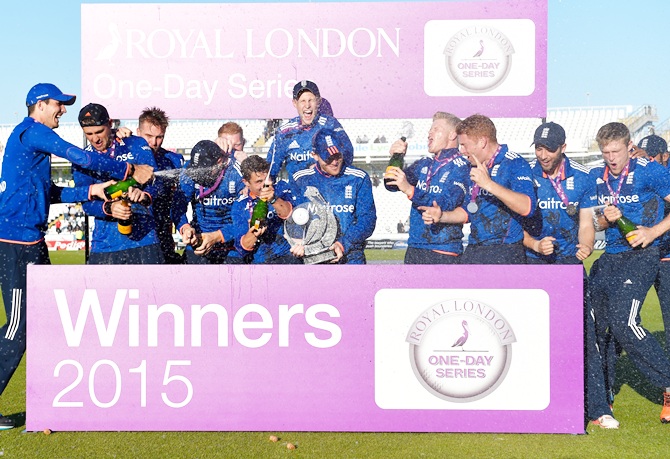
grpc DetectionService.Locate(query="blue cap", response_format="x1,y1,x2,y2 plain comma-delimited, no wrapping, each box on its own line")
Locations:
26,83,76,107
293,80,320,100
532,122,566,151
638,135,667,156
312,129,343,162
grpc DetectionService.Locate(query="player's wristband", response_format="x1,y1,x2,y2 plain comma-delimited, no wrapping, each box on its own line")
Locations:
103,201,113,216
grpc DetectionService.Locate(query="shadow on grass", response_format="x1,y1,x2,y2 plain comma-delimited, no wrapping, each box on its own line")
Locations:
613,330,668,406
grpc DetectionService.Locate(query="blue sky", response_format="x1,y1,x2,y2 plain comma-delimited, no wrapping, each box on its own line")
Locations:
1,0,668,125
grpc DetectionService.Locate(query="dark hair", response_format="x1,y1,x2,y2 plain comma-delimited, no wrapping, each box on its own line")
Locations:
240,155,270,180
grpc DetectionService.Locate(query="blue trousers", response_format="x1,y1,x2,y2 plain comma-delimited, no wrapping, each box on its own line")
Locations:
87,243,164,264
654,260,670,353
404,247,460,264
590,247,670,391
0,241,50,395
527,256,613,420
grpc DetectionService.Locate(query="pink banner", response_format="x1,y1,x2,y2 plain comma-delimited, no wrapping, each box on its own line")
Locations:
81,1,547,119
27,264,582,433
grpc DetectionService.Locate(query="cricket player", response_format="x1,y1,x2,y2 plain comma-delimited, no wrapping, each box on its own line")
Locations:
588,122,670,423
291,129,376,264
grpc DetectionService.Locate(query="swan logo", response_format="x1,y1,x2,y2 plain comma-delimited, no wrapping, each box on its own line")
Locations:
406,298,515,402
423,19,536,97
95,23,122,65
442,24,513,93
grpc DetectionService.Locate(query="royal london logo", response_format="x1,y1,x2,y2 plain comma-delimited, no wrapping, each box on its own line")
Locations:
443,24,514,93
405,298,516,402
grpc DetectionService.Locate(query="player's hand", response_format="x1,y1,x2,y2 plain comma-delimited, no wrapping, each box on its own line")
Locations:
290,243,305,258
470,154,494,190
116,127,133,139
259,184,275,202
535,236,557,255
193,231,223,255
388,139,407,156
629,145,648,159
603,204,622,224
215,136,235,156
180,225,198,246
109,200,132,220
626,226,657,249
329,241,344,263
418,200,443,224
384,166,412,194
575,243,593,261
125,186,148,205
89,180,116,201
132,164,154,185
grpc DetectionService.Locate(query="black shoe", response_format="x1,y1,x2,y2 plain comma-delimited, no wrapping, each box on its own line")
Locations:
0,413,15,430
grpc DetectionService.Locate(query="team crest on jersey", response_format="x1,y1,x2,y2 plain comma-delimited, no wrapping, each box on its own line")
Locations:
626,172,634,184
491,165,500,177
566,177,574,190
421,166,428,174
228,181,236,194
345,185,353,200
439,171,450,183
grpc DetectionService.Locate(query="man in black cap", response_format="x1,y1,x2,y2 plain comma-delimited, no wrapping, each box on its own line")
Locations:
522,121,619,429
0,84,152,429
74,102,163,264
637,134,670,354
172,139,246,264
266,80,353,182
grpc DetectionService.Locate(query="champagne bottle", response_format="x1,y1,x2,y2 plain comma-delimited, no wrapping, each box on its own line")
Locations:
616,214,637,244
105,177,139,200
250,197,269,229
384,136,407,192
117,200,132,235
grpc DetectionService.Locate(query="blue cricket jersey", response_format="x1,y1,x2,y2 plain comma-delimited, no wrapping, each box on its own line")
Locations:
526,157,597,261
231,180,295,263
0,117,129,243
591,157,670,254
465,145,537,246
73,135,160,253
292,164,376,264
266,114,353,180
172,158,246,258
403,148,471,254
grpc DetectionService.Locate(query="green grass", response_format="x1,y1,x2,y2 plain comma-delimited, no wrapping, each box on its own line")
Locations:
1,250,669,458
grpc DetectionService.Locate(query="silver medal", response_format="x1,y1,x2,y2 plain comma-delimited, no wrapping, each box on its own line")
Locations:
467,202,479,213
566,204,577,216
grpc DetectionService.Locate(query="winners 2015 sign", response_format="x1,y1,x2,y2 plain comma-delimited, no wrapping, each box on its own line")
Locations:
27,264,583,433
81,1,547,119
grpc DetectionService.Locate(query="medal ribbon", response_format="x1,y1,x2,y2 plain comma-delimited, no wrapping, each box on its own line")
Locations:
469,145,502,207
198,159,229,200
425,150,459,188
604,160,630,205
546,161,571,211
